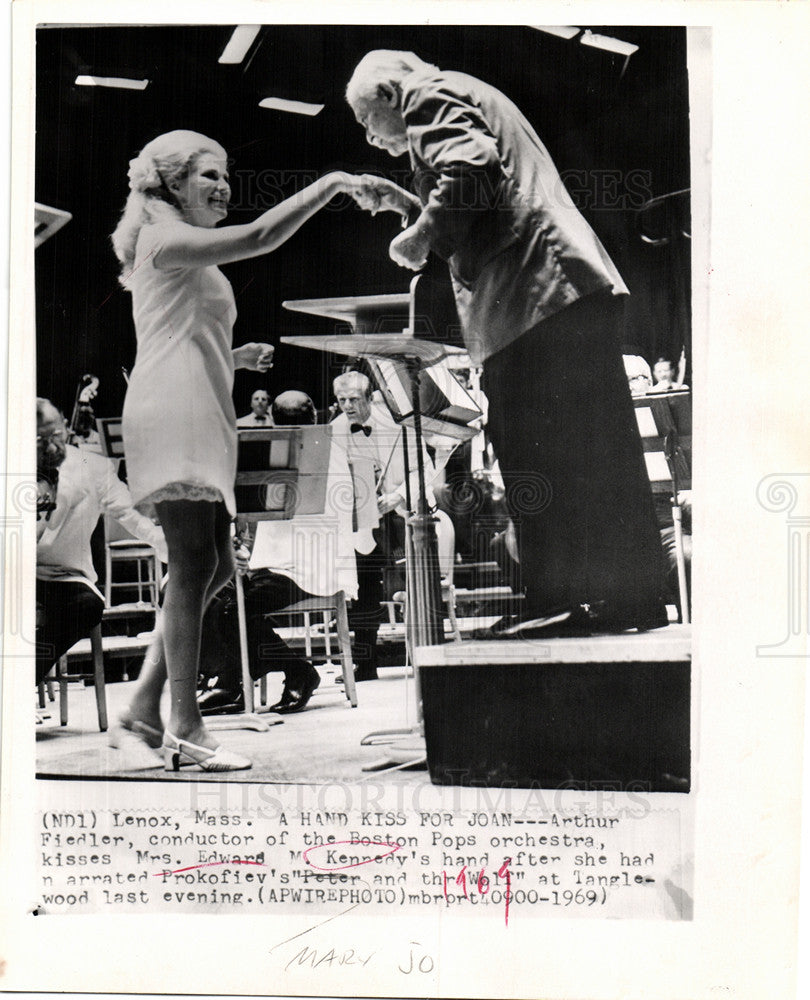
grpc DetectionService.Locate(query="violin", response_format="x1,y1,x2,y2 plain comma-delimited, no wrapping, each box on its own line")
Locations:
67,374,99,444
36,468,59,522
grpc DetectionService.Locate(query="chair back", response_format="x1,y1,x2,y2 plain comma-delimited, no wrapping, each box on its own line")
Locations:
104,513,140,545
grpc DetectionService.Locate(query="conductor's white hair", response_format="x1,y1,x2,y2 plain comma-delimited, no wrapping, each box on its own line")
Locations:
345,50,438,108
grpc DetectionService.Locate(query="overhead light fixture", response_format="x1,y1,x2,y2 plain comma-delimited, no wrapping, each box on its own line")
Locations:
35,203,72,248
531,26,581,40
579,30,639,58
258,97,324,117
74,75,149,90
218,25,261,65
580,30,639,77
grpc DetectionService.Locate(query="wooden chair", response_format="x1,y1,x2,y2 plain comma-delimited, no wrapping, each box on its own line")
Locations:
254,592,358,709
103,514,160,610
42,618,160,732
232,424,359,720
53,622,108,731
95,422,162,612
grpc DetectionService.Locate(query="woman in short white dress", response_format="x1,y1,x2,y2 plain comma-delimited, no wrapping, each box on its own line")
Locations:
111,130,368,771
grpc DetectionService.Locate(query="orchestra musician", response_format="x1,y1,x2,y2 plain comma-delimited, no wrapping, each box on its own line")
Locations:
237,389,274,427
35,399,167,701
198,390,355,715
330,371,436,679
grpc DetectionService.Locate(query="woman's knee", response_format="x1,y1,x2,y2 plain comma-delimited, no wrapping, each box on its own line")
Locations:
210,559,234,597
169,551,219,596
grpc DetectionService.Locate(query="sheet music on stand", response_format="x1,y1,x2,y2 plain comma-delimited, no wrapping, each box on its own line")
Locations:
234,425,333,519
368,355,481,441
212,425,339,730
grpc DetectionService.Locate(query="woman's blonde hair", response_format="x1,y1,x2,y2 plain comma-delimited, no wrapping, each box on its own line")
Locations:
110,130,227,285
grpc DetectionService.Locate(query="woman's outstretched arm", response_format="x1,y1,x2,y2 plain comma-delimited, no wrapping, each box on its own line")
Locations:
154,172,363,270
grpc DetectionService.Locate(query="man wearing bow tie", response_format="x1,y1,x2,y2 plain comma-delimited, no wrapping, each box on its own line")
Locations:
236,389,274,427
331,371,435,679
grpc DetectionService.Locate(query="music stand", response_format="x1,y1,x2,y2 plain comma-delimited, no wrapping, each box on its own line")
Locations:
282,316,461,770
633,391,692,622
209,425,335,733
95,417,126,461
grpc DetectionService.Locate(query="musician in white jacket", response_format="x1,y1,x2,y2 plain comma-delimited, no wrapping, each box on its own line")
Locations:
330,371,435,679
36,398,167,687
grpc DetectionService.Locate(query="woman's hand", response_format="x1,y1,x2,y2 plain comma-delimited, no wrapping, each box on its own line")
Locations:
389,224,430,270
349,174,420,223
233,342,274,372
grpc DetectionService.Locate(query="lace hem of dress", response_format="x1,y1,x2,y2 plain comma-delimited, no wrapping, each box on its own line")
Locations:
138,482,226,508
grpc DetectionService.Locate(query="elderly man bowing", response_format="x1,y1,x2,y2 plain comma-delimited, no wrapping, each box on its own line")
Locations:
347,50,666,636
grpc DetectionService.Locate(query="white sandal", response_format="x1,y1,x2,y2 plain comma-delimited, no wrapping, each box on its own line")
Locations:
162,732,252,772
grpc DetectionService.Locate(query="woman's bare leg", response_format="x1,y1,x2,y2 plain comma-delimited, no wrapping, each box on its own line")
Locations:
157,499,224,747
122,500,236,746
123,619,167,734
205,502,236,607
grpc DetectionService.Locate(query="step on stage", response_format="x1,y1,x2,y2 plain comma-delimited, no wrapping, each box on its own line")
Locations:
414,625,691,793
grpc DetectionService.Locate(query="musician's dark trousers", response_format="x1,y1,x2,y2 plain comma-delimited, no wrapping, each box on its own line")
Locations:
36,579,104,684
349,515,399,679
350,549,386,679
199,572,312,692
484,292,665,620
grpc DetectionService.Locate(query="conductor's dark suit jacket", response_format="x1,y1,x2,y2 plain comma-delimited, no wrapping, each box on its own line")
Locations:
401,69,628,364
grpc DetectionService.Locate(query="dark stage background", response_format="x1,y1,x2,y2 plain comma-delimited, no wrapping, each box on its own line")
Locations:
35,25,691,420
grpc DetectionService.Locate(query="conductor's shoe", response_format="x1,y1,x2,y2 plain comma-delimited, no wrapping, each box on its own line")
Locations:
471,615,523,640
480,600,669,640
474,609,575,640
584,599,669,634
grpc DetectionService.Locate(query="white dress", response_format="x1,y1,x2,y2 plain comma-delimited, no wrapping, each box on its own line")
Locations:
122,222,238,518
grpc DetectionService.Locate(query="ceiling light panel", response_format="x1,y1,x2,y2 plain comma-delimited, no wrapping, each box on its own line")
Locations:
74,75,149,90
258,97,324,117
580,31,639,57
531,26,581,40
218,25,261,64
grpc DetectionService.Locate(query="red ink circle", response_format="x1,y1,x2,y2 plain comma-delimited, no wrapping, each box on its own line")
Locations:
303,839,402,872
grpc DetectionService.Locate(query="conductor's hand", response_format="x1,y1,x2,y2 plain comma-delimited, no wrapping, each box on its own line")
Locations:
234,342,274,372
389,225,430,271
351,175,420,223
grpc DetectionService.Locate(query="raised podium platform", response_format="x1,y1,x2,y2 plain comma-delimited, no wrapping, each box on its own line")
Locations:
413,626,691,792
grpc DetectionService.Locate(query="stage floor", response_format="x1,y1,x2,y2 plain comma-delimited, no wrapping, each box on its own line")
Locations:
36,666,429,785
36,625,691,786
